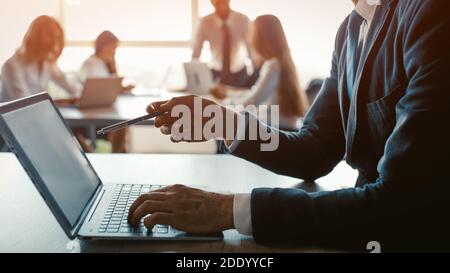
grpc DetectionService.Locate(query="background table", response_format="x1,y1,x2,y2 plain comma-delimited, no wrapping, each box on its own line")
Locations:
0,153,357,253
58,93,179,147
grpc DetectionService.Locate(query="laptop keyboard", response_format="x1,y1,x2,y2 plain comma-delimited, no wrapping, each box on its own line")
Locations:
98,184,169,234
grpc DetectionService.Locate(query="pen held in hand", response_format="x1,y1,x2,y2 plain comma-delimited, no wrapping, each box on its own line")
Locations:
97,111,165,136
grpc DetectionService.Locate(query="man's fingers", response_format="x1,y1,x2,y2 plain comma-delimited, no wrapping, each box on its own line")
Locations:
130,200,172,226
150,184,184,193
158,98,181,112
128,186,176,220
147,100,168,114
143,212,174,229
127,192,167,222
161,125,172,135
155,113,177,128
148,96,190,115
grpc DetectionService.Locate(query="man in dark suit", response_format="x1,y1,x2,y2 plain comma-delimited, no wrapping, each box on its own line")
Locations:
128,0,450,251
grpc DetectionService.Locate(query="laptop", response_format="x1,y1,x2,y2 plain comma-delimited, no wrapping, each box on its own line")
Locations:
76,77,124,108
0,93,223,241
183,62,215,95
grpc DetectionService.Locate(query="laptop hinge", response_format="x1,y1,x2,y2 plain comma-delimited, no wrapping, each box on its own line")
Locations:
72,183,105,237
87,188,106,222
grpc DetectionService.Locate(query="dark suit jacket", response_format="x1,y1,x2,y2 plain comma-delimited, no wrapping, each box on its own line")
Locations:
231,0,450,251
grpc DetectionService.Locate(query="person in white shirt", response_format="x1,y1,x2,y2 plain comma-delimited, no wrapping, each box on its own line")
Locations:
80,31,134,92
192,0,256,87
80,31,131,153
211,15,309,130
0,16,94,152
81,30,118,79
0,16,81,103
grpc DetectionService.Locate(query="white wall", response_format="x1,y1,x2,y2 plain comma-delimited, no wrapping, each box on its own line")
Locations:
0,0,60,66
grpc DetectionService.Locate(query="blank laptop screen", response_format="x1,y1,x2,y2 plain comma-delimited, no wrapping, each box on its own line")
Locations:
2,100,100,226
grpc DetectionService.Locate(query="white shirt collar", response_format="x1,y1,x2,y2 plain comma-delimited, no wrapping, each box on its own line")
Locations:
355,0,381,24
213,10,236,26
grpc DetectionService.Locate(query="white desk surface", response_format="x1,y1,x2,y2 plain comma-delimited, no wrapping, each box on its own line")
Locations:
0,153,357,253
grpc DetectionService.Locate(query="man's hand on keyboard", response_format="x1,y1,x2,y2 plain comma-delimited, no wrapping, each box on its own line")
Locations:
127,184,234,234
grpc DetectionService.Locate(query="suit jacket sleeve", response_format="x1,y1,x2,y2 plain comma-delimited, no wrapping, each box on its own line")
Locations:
247,1,450,250
231,25,347,181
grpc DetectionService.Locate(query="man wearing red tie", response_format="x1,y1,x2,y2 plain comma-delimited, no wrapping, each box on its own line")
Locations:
192,0,255,87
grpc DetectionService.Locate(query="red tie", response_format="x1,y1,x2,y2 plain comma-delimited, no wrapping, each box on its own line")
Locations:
221,22,231,82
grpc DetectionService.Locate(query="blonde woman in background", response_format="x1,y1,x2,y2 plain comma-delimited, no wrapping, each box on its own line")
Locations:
80,31,132,153
0,15,81,102
211,15,308,131
0,16,95,152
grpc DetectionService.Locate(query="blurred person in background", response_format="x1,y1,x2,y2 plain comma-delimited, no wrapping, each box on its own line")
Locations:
80,30,132,153
80,30,134,92
192,0,258,87
0,15,81,102
211,15,309,131
0,15,94,152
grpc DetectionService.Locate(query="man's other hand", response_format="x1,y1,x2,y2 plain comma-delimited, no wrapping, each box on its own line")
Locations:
127,184,234,234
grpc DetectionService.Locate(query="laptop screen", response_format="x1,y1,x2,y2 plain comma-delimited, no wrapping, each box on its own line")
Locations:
1,100,100,227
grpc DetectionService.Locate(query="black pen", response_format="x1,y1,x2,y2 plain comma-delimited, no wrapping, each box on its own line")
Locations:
97,111,165,135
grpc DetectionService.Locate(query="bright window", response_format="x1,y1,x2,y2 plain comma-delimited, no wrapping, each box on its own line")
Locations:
58,47,191,89
63,0,193,42
1,1,353,89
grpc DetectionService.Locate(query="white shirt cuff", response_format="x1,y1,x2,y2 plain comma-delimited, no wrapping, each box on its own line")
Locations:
233,193,253,236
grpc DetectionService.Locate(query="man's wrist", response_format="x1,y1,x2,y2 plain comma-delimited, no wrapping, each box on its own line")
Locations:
218,194,235,231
